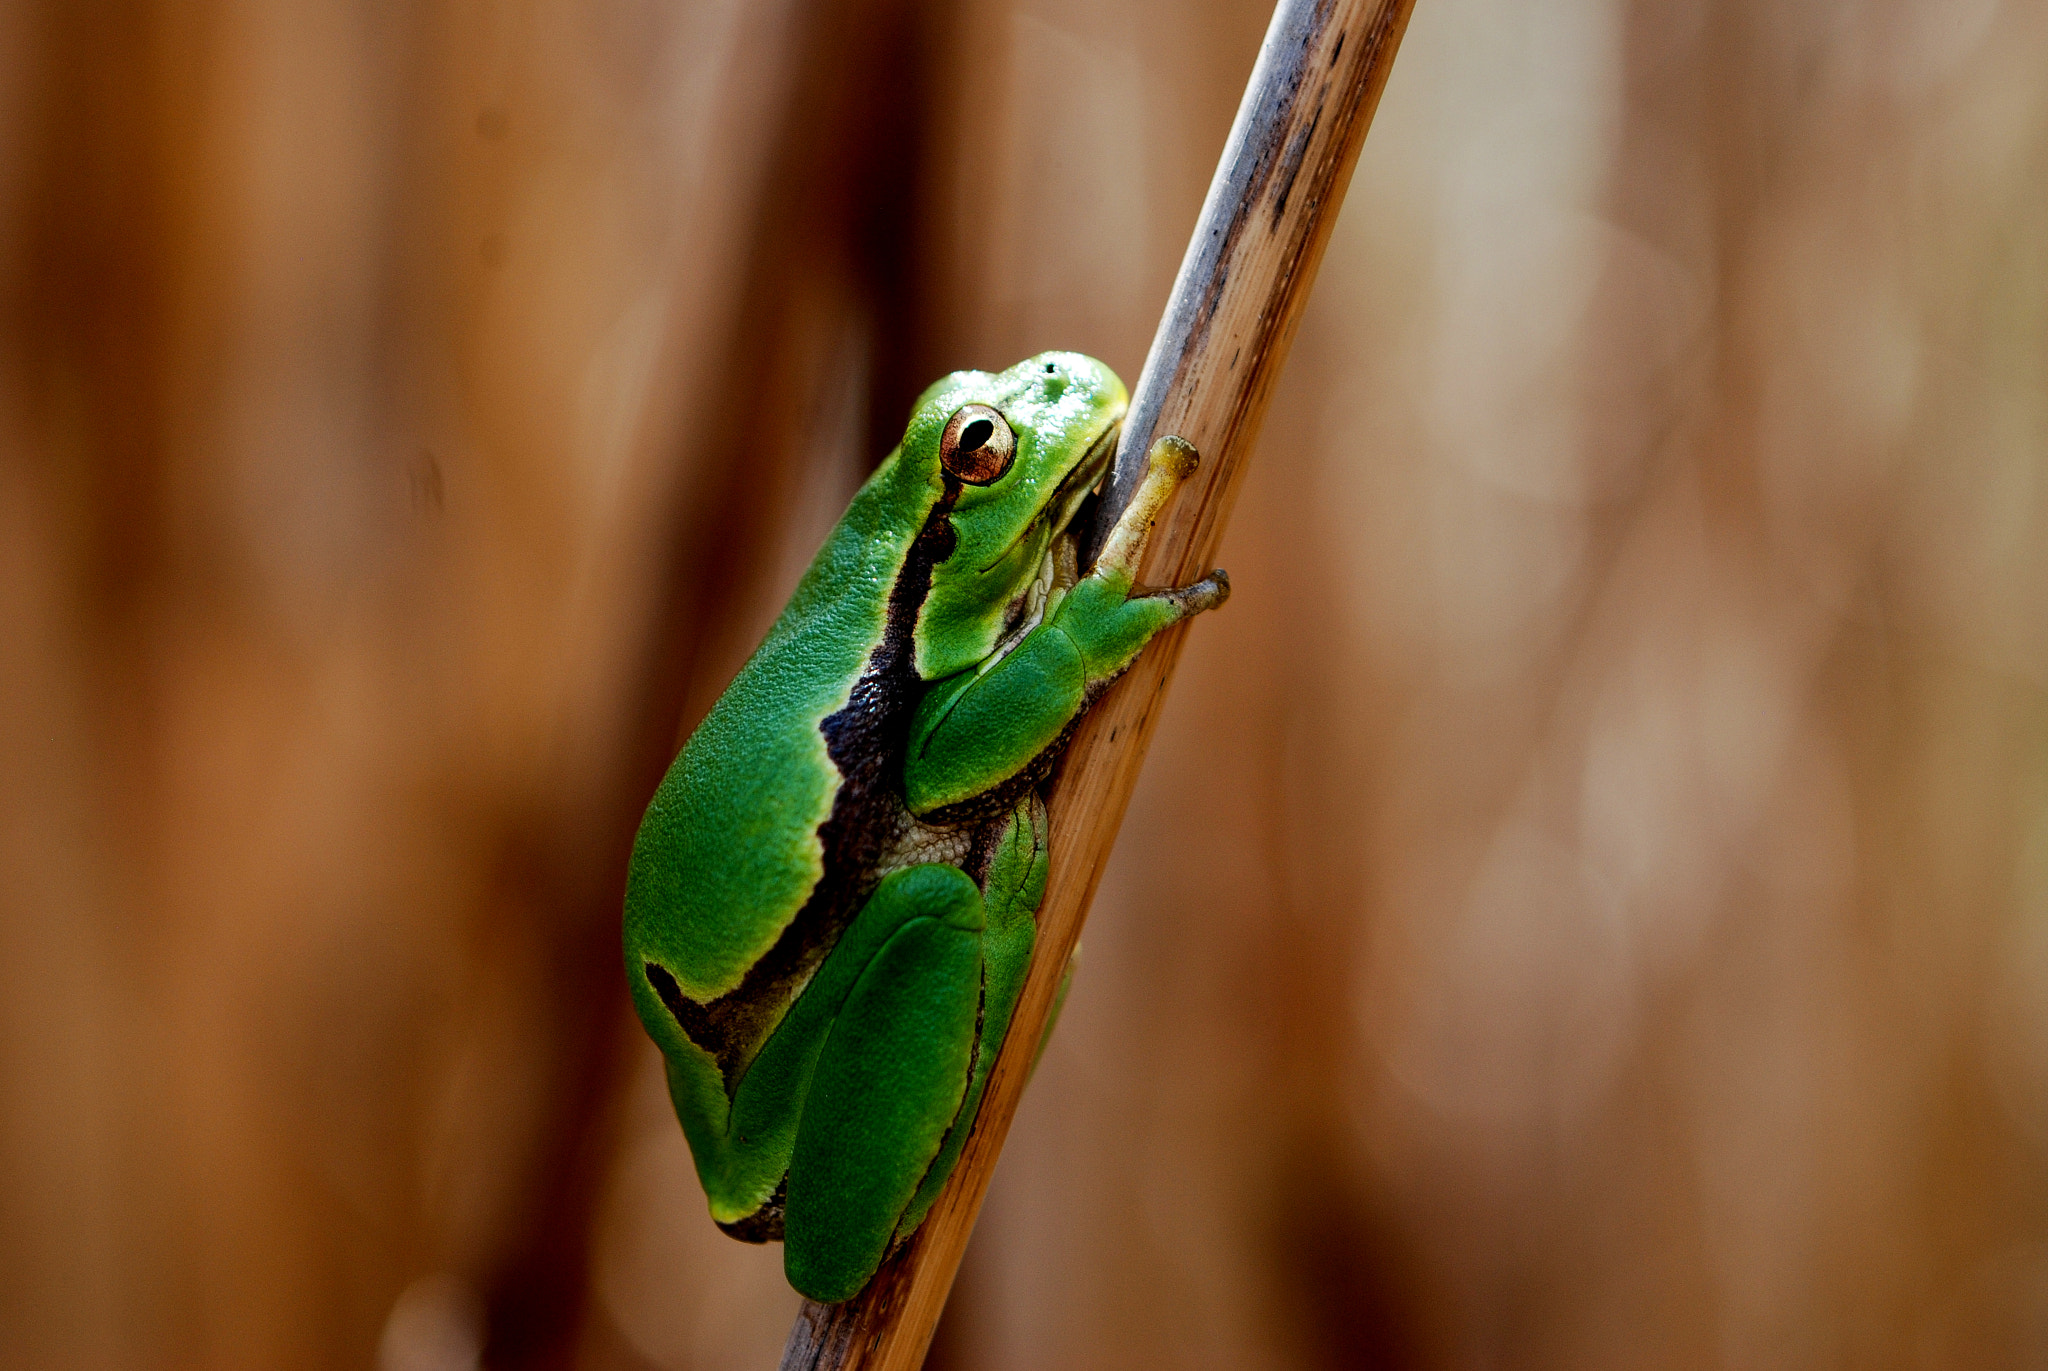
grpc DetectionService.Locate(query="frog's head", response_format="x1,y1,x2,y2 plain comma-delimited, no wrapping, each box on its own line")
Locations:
900,352,1127,681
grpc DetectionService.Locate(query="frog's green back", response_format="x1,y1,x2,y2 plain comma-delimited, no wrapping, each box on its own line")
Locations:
624,448,937,1003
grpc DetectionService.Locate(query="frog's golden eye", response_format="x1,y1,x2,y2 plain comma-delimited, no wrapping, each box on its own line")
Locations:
939,405,1016,485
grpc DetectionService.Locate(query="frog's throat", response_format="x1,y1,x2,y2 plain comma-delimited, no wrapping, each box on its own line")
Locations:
985,484,1095,672
972,413,1121,576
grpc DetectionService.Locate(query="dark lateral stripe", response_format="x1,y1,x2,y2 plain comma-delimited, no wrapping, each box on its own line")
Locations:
644,961,699,1041
647,480,964,1099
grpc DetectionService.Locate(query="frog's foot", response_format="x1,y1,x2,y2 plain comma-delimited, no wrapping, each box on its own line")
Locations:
895,794,1046,1237
1096,435,1200,580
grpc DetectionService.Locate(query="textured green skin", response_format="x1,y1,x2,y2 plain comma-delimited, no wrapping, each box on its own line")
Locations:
782,801,1045,1298
624,353,1208,1303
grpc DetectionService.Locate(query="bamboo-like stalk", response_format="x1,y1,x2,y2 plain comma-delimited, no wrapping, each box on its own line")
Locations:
781,1,1416,1364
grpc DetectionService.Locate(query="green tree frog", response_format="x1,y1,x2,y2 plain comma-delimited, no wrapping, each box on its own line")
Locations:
623,353,1226,1302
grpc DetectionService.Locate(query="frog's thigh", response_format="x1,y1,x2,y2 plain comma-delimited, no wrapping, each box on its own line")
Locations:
783,862,984,1303
717,865,978,1230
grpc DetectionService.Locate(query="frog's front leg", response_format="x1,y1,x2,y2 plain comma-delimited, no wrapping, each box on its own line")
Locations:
905,436,1228,815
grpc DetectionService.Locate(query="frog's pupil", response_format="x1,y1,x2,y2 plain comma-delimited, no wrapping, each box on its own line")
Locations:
960,419,992,452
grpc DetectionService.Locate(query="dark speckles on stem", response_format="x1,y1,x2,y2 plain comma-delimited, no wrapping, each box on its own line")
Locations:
1272,98,1324,226
1125,0,1347,492
1331,30,1345,65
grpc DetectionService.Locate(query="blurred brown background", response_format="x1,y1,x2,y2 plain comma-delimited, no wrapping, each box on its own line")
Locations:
3,0,2046,1367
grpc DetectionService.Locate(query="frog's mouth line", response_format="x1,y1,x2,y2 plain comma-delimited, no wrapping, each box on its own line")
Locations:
1048,415,1123,542
973,413,1122,577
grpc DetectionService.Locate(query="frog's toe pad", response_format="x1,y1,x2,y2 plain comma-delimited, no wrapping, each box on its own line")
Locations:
1170,569,1230,614
1148,434,1200,481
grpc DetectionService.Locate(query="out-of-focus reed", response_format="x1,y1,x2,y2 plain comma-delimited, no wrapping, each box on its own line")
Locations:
2,1,2043,1368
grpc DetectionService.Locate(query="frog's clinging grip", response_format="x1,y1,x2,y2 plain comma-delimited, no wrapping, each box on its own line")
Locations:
894,795,1045,1238
624,354,1232,1304
1098,434,1200,579
782,865,983,1302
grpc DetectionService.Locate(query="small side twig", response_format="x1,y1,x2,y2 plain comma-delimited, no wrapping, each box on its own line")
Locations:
782,2,1416,1365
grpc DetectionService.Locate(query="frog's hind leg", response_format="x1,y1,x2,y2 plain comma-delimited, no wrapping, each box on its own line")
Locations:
894,794,1049,1240
783,862,985,1303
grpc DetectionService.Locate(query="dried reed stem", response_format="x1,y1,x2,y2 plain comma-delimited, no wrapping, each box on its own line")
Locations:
781,1,1416,1364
